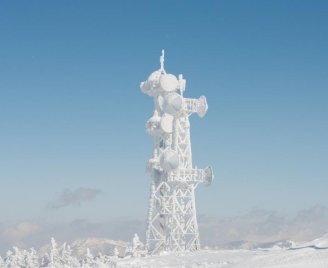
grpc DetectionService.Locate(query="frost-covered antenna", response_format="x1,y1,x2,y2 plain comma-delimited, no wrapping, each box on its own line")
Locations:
160,49,165,72
140,51,213,254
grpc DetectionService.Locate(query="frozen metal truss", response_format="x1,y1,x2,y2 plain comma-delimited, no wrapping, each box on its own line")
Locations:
140,50,213,254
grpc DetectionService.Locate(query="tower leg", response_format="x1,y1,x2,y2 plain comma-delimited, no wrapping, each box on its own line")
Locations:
146,180,201,254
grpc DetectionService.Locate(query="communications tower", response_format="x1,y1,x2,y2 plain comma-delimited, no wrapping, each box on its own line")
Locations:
141,51,213,254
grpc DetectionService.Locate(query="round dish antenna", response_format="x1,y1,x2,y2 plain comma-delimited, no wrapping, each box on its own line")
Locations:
203,166,214,186
160,74,178,92
160,149,179,172
160,114,174,133
197,95,208,118
163,93,183,117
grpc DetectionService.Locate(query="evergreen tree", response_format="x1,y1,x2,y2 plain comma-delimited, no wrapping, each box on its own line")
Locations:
11,247,24,267
132,233,143,257
0,256,4,268
94,252,116,267
113,247,119,258
4,250,13,267
81,248,96,268
40,253,50,268
26,248,40,268
61,243,79,267
49,237,61,267
20,249,29,267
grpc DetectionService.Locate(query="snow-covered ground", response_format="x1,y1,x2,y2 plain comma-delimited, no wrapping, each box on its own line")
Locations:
117,234,328,268
117,248,328,268
292,233,328,250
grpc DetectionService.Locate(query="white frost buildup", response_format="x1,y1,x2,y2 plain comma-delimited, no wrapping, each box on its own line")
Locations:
141,50,214,254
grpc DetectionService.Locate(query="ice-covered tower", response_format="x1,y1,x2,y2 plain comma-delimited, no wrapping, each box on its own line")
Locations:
141,50,213,254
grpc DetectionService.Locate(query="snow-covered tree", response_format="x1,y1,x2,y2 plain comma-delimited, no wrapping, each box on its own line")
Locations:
0,256,4,268
4,250,13,267
95,252,106,264
94,252,117,268
113,247,119,258
131,233,144,257
40,252,50,267
24,248,40,268
0,237,120,267
81,248,96,268
2,247,33,268
8,247,25,267
61,243,79,267
20,249,29,267
48,237,62,267
25,248,39,268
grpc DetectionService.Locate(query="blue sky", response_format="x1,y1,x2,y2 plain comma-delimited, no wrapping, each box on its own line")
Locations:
0,0,327,229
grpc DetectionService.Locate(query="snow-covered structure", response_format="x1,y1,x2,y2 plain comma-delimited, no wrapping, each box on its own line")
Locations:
141,50,213,254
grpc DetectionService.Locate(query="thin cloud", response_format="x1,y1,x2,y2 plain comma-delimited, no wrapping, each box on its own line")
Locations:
3,222,40,241
48,188,102,209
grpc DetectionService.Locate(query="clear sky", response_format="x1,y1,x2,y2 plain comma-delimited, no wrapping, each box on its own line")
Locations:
0,0,327,227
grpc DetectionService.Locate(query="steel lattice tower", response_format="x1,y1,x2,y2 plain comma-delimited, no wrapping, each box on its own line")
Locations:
140,51,213,254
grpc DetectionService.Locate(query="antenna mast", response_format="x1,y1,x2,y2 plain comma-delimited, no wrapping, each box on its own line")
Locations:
140,51,213,254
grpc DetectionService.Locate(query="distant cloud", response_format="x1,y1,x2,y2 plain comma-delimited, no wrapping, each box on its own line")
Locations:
2,222,40,248
47,188,102,209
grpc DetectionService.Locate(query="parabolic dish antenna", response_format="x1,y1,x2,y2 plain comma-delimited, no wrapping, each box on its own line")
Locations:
203,166,214,186
160,114,174,133
160,149,179,172
163,93,183,117
197,95,208,118
160,74,178,92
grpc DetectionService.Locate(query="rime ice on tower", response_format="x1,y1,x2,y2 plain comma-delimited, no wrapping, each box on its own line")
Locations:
140,50,214,254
